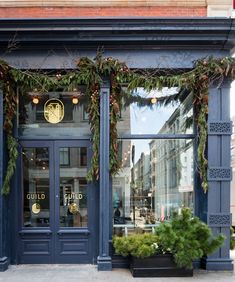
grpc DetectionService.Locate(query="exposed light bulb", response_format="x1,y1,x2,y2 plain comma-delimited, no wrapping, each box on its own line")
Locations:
151,97,157,104
72,97,79,105
32,97,39,105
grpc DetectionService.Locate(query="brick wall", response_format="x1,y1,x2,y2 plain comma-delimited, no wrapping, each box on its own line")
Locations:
0,0,207,7
0,0,232,18
0,6,207,18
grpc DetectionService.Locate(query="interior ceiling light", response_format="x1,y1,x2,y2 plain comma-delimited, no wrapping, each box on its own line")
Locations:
72,97,79,105
32,97,39,105
151,97,157,104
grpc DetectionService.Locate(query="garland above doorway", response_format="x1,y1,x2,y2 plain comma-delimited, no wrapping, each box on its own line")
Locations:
0,54,234,195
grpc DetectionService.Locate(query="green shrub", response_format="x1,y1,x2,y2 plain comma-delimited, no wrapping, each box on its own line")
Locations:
113,233,159,258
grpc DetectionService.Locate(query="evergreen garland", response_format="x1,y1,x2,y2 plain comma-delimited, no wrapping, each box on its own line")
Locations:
0,54,235,195
0,60,18,195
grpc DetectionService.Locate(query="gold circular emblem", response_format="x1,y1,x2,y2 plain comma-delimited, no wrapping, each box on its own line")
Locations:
68,203,79,215
44,98,64,124
32,203,41,214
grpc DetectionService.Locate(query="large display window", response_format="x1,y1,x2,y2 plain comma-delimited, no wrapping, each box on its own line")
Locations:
113,88,195,235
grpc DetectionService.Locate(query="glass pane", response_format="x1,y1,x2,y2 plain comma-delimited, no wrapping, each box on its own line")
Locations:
23,147,50,227
117,88,193,135
18,92,90,138
113,139,194,235
60,147,88,227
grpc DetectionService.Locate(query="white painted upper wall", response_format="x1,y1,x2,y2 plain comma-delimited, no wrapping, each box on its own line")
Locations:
207,0,233,17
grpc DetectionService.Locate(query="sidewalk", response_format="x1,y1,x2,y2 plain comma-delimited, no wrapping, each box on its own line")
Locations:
0,251,234,282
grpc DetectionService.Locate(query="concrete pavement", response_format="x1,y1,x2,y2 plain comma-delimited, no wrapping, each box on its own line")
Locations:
0,251,234,282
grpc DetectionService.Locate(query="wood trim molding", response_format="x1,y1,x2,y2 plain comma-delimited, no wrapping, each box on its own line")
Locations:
0,0,207,8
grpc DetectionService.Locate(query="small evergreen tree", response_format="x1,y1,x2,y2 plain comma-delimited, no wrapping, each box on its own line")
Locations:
155,208,225,269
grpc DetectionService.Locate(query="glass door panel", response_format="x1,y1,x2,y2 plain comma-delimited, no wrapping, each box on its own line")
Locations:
19,141,95,264
59,147,88,227
22,147,50,227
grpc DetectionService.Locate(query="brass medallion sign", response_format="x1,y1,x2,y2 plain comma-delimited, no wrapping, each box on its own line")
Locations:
68,203,79,215
44,98,64,124
32,203,41,214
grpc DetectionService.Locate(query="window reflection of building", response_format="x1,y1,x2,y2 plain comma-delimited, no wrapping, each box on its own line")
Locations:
131,152,150,206
59,147,88,228
152,139,193,221
23,147,89,228
113,89,194,234
113,105,131,219
60,148,70,166
23,147,50,227
151,94,194,221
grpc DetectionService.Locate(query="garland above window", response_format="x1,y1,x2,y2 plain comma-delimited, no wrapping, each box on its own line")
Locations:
0,54,234,195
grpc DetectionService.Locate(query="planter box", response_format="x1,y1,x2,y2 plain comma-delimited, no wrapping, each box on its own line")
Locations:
130,253,193,277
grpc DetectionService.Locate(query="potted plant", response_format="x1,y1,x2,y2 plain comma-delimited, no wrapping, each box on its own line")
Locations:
113,208,225,277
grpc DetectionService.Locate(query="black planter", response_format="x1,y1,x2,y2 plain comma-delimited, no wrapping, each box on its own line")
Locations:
130,253,193,277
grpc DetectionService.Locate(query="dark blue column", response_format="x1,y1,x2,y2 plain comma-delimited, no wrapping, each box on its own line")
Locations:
97,78,112,271
201,80,233,271
0,90,9,271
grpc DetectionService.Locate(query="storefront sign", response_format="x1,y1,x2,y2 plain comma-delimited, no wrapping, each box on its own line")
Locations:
26,192,46,200
68,203,79,215
32,203,41,214
64,193,83,200
44,98,64,124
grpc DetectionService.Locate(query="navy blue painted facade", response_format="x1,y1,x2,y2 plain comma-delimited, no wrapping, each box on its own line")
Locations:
202,80,233,270
97,79,112,271
0,18,234,271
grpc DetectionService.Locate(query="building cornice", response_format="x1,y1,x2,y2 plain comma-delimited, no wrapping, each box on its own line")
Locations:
0,18,234,51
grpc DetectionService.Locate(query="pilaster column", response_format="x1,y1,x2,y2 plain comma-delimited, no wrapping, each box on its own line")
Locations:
0,90,9,271
201,79,233,271
97,78,112,271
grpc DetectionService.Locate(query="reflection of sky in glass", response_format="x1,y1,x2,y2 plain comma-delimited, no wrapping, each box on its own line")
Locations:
131,106,178,161
130,88,179,161
130,104,178,134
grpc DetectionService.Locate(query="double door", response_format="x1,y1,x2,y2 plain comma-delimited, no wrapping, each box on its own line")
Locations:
18,140,98,264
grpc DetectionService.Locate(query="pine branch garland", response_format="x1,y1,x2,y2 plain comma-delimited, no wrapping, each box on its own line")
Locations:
1,54,235,194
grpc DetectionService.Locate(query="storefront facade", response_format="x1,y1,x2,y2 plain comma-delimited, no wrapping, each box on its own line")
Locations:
0,18,234,271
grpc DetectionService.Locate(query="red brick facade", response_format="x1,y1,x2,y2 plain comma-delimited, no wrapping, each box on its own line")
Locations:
0,6,207,18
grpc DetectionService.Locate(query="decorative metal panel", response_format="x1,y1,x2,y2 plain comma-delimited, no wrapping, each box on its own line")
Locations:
208,213,231,227
208,167,232,181
208,121,232,135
